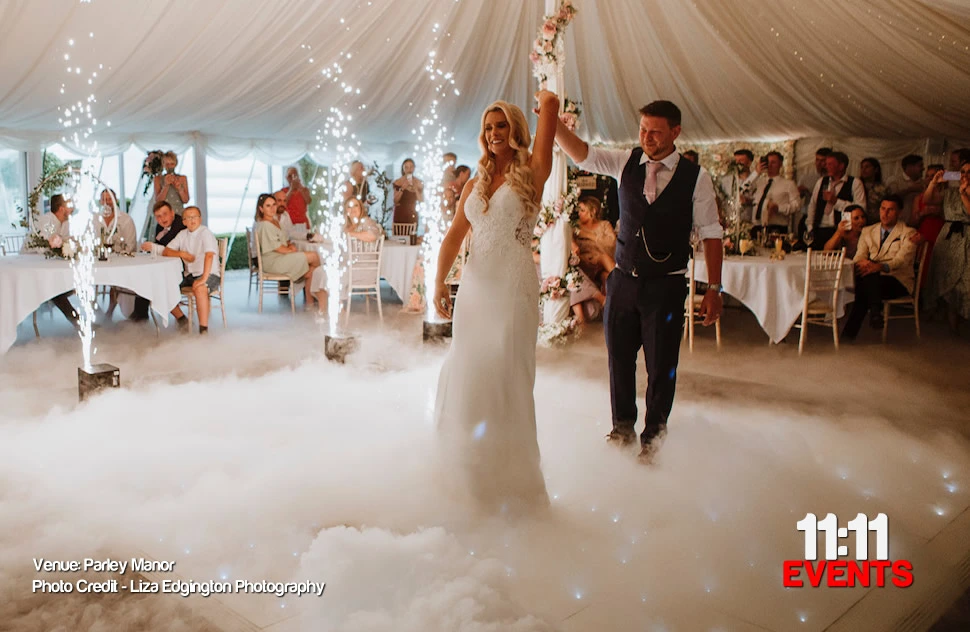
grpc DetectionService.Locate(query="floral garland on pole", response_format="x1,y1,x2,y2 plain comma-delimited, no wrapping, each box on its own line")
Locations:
534,180,584,346
559,98,582,132
530,0,578,88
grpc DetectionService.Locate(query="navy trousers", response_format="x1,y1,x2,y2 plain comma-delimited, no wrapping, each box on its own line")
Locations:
604,269,688,444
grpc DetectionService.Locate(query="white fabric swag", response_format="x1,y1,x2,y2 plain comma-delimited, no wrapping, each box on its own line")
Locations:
1,0,968,160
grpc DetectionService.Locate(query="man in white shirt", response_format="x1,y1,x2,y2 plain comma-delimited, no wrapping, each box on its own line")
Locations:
885,154,925,226
141,206,221,334
750,151,801,236
33,194,73,243
806,151,866,246
719,149,758,221
33,195,79,328
98,189,138,320
98,189,137,254
553,100,723,464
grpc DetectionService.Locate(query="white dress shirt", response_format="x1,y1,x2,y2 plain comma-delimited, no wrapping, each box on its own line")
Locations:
577,147,723,241
99,211,137,254
751,175,801,226
806,174,866,228
152,225,220,278
34,212,72,239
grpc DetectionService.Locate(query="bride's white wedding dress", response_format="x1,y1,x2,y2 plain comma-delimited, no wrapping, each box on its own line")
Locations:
434,182,549,512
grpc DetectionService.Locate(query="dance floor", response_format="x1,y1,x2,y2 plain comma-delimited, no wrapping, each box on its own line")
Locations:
1,271,969,631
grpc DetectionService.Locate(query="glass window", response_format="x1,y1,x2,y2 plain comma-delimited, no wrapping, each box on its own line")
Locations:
0,149,27,233
206,154,273,234
47,145,121,199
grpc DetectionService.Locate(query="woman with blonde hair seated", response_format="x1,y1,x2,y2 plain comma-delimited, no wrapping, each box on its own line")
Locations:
254,193,324,310
574,195,616,288
344,197,383,241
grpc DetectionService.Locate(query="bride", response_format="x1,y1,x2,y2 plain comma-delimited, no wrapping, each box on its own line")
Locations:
432,91,559,512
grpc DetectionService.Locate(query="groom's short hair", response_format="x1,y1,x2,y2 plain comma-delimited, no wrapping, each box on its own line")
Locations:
639,101,681,128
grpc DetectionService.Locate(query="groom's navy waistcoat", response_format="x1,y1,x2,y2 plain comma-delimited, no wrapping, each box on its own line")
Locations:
615,147,698,278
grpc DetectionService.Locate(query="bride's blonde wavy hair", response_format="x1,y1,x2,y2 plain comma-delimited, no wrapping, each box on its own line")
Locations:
473,101,537,214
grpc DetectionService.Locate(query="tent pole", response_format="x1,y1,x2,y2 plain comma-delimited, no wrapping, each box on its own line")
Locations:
226,156,258,263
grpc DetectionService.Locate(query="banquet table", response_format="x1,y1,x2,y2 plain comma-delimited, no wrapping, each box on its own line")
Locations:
295,238,420,301
694,253,855,344
0,253,184,354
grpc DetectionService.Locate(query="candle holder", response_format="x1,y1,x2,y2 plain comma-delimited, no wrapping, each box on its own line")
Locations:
324,333,359,364
78,363,120,401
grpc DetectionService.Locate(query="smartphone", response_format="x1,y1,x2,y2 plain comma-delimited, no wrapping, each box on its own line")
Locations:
943,171,961,181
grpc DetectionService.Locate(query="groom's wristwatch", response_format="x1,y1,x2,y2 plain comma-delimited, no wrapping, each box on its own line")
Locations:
706,283,723,294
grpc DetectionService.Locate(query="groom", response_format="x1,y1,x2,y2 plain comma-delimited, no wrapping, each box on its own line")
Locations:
554,101,723,463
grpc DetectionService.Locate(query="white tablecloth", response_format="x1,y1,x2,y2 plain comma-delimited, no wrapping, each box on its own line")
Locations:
0,254,184,354
295,239,420,301
694,253,855,343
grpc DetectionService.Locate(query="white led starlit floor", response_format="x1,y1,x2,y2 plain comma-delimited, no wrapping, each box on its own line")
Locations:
2,272,969,631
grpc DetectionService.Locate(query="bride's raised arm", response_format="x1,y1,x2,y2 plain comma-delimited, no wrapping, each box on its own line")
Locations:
530,90,560,198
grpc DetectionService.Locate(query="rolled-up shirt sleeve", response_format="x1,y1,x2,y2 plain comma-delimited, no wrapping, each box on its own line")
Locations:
575,146,630,182
694,169,723,240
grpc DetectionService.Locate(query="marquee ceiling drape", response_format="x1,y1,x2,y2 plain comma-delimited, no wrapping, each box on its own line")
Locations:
0,0,968,159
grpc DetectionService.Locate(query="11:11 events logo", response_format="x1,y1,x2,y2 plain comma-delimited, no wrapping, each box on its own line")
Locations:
783,513,914,588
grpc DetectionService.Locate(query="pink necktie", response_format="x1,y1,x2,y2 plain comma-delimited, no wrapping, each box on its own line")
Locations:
645,162,663,204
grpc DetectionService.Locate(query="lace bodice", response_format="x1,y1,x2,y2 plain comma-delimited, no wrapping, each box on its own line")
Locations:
465,183,537,252
463,183,539,295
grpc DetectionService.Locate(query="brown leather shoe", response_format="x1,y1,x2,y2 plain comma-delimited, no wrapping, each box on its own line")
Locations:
606,428,636,446
637,426,668,465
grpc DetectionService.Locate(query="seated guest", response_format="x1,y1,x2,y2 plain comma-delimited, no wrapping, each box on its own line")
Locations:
131,201,186,321
312,198,384,312
33,194,78,328
750,151,801,237
254,193,323,310
806,150,866,247
273,190,296,236
823,204,866,259
99,188,137,319
925,158,970,332
573,196,616,288
98,189,137,253
842,194,917,339
34,193,73,242
141,206,220,334
344,197,383,241
281,167,311,229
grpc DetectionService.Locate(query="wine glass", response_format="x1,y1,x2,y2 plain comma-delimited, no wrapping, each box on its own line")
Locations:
804,230,815,249
787,230,798,252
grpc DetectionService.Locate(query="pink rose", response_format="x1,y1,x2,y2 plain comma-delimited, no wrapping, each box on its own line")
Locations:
48,234,63,248
542,40,554,53
542,21,557,40
529,51,540,64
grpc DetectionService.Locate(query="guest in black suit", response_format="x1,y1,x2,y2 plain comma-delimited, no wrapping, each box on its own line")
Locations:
131,201,186,320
